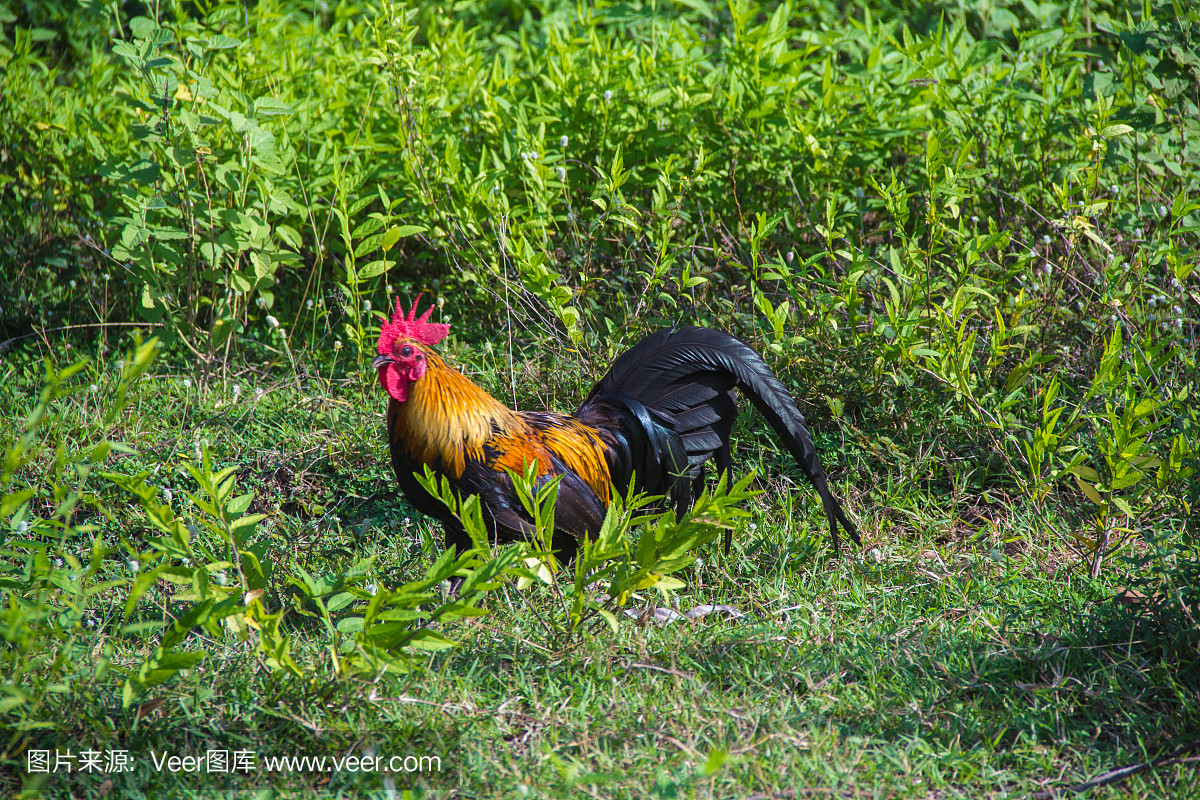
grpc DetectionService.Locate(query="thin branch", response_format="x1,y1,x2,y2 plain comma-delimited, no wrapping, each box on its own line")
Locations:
1029,743,1200,799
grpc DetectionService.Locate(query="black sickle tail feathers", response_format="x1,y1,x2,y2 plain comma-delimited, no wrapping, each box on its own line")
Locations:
580,326,862,555
577,393,693,515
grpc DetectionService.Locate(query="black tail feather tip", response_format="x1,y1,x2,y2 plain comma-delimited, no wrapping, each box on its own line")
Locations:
827,502,862,557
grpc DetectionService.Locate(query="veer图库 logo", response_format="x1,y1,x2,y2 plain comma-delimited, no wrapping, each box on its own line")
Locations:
17,723,454,794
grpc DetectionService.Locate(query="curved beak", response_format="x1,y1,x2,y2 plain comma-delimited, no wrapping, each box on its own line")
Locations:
371,354,392,370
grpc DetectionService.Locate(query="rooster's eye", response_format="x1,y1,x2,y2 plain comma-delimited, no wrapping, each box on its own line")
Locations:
400,346,414,357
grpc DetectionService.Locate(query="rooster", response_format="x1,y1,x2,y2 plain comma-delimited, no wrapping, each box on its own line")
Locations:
372,297,861,564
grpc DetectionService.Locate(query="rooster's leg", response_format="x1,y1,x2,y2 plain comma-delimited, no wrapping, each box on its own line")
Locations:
715,445,734,555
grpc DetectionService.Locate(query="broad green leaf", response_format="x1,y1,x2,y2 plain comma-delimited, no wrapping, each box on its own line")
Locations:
1074,475,1105,506
358,259,394,279
1100,124,1134,138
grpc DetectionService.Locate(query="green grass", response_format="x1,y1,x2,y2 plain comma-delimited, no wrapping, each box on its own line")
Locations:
3,343,1196,798
2,0,1198,796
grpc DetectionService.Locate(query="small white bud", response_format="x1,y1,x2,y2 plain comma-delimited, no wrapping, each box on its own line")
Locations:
603,89,612,101
266,315,279,328
560,135,568,147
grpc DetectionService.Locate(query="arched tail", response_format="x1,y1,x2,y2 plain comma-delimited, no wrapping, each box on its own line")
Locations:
580,326,861,554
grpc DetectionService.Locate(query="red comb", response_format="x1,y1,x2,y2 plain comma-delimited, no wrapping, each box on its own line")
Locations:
377,294,450,353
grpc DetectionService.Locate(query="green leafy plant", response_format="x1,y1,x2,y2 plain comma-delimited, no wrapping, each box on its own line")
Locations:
563,474,757,635
1064,327,1191,576
104,445,301,705
290,492,515,677
101,13,304,362
0,336,157,729
414,462,758,644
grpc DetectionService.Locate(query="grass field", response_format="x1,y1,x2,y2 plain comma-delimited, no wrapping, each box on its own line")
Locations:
2,0,1198,797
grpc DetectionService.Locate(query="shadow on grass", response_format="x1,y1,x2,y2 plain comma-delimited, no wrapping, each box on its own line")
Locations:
680,588,1200,792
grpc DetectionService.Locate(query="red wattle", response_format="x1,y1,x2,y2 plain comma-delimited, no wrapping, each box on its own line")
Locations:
380,365,410,402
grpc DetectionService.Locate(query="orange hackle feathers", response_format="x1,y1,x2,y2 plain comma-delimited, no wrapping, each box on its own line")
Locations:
377,294,450,355
384,348,612,503
386,349,519,477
